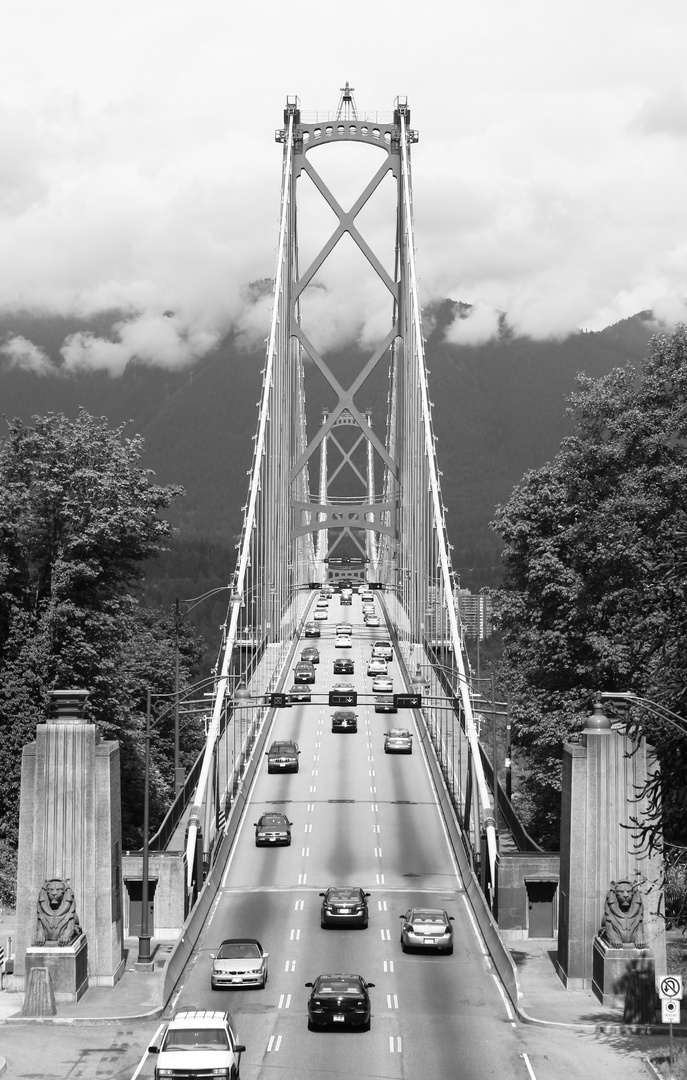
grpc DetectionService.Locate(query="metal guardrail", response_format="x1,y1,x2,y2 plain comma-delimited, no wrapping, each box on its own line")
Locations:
148,637,268,852
425,641,541,854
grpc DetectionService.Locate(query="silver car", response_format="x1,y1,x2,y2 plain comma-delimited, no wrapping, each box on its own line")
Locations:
399,908,454,953
211,938,269,988
384,728,413,754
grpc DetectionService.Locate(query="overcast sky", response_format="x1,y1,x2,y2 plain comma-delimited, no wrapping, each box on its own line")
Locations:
1,0,686,373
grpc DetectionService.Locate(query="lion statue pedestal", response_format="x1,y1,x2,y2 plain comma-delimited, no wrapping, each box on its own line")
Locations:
23,879,89,1007
591,880,656,1021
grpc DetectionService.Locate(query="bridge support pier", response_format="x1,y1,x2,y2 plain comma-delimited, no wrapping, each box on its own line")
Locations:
12,690,125,993
556,701,665,992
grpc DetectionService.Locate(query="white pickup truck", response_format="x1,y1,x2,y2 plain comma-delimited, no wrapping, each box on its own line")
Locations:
149,1008,245,1079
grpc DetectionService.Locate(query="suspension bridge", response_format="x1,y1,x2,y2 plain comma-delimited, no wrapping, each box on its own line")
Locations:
146,85,534,925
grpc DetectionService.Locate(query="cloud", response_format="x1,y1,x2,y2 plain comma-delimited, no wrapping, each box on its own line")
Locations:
61,314,220,376
444,301,501,346
631,85,687,138
0,335,54,375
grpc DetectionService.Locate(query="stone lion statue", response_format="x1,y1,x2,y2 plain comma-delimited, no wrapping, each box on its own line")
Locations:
599,879,646,949
34,878,82,946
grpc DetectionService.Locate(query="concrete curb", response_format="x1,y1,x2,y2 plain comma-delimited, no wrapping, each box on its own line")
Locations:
0,1005,165,1026
516,1003,687,1037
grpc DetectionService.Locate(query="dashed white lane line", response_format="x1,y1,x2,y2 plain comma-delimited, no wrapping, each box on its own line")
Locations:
522,1053,537,1079
301,846,310,856
278,994,292,1009
375,873,385,884
383,959,395,972
378,899,387,910
374,846,382,857
298,873,307,884
387,993,399,1009
290,928,300,940
294,899,304,910
381,929,391,941
285,959,296,971
267,1035,282,1052
389,1036,402,1053
492,972,515,1023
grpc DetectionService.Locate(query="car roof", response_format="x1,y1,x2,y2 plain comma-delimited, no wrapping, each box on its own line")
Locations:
387,728,411,736
270,740,298,750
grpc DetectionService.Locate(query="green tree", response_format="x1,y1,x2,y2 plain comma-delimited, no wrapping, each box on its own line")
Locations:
0,410,203,858
492,326,687,849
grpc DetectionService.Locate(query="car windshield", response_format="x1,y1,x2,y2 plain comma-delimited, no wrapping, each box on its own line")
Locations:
164,1027,229,1049
260,815,286,826
218,941,261,959
271,743,296,754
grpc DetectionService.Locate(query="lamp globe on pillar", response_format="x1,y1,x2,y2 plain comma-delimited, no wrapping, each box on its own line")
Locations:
585,698,613,733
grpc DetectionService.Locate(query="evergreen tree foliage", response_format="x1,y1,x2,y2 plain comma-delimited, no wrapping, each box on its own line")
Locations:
493,326,687,850
0,410,204,862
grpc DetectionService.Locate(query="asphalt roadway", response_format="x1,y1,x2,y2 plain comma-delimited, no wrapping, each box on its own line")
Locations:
0,598,681,1078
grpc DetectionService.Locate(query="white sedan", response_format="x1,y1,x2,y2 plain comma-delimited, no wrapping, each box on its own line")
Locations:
335,635,352,648
372,675,393,694
367,658,387,676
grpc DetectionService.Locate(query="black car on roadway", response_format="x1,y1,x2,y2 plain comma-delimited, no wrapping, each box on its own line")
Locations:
254,812,292,845
304,622,321,637
288,684,311,703
333,657,354,674
294,661,316,684
301,646,320,664
331,710,358,733
320,886,370,928
305,973,375,1030
266,740,300,773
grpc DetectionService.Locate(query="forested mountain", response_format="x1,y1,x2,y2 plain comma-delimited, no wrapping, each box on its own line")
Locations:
0,305,658,609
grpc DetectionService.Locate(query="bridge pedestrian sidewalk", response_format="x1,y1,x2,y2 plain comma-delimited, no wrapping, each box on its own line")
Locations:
0,936,171,1025
511,937,687,1034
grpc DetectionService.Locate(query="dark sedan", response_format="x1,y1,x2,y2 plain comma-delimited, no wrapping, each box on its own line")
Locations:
331,710,358,733
305,973,375,1030
288,684,311,702
301,646,320,665
333,657,354,674
254,812,292,846
320,886,369,928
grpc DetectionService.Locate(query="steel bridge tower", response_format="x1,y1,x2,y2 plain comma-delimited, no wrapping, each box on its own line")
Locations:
183,87,497,904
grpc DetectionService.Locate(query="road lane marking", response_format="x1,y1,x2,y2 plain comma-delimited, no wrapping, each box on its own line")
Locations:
298,873,307,884
290,928,300,940
373,824,380,833
492,972,515,1022
383,960,395,972
267,1035,282,1052
305,823,312,833
285,960,296,971
522,1053,537,1079
309,785,317,793
376,873,385,884
369,786,377,794
370,804,378,811
381,929,391,941
295,899,304,910
308,803,314,811
378,899,387,910
278,994,292,1009
375,847,382,857
387,993,399,1009
389,1036,402,1053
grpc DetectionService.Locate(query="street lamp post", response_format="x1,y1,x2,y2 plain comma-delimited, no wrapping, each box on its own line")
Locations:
135,673,239,969
174,586,233,796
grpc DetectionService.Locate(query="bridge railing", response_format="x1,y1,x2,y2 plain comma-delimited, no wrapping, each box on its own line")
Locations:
148,635,269,852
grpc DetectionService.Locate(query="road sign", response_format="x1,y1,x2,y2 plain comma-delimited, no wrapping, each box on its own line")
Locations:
269,693,291,708
658,975,683,1000
662,999,681,1024
394,693,421,709
329,691,357,706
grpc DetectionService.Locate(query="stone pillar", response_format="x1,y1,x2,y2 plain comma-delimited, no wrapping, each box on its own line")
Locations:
13,690,125,991
557,701,665,990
